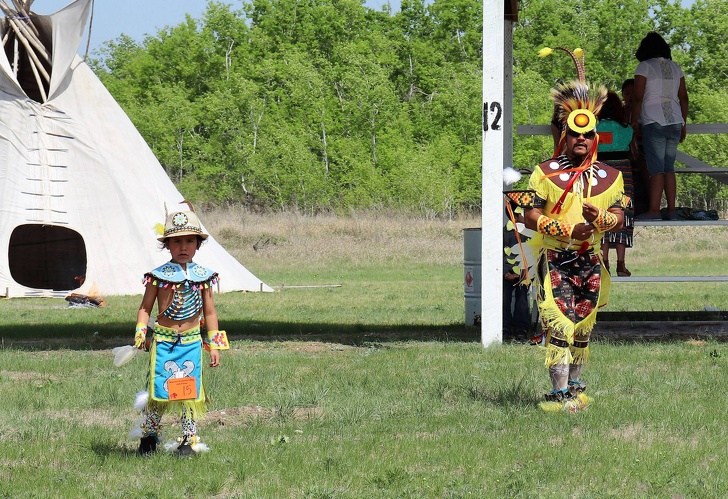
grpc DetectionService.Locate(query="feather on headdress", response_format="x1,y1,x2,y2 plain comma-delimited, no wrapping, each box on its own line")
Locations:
539,46,586,82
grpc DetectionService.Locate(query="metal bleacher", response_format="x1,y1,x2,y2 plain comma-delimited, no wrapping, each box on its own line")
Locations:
673,124,728,186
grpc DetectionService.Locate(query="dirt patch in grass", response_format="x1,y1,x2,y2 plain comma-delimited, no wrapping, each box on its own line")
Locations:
241,341,357,353
610,423,645,442
205,405,324,428
686,339,707,346
41,408,128,429
31,404,323,434
0,370,60,383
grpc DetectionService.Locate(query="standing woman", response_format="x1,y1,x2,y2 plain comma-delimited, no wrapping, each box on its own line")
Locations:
631,32,689,221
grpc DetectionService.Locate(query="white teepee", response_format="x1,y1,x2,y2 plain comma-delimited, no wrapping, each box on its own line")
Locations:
0,0,273,297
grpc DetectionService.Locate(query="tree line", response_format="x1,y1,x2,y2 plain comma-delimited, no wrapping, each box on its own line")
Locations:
90,0,728,215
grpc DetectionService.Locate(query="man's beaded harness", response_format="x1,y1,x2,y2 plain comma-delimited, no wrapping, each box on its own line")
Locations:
143,261,219,321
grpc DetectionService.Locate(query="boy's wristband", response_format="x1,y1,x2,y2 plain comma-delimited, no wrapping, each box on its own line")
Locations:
206,330,230,350
134,323,147,348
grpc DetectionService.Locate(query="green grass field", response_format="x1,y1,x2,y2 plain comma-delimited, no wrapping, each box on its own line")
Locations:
1,212,727,497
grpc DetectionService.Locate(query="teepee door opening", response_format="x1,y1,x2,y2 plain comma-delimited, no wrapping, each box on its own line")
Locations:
8,224,86,291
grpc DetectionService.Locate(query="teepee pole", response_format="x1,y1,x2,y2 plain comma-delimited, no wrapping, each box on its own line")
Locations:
9,23,49,78
10,0,41,38
12,37,18,78
0,2,51,74
1,1,41,46
0,4,50,64
83,0,94,61
2,18,50,88
0,0,51,103
9,0,29,17
27,50,47,101
2,14,10,45
13,16,50,62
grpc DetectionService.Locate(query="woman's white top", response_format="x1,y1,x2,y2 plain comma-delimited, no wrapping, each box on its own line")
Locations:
635,57,685,126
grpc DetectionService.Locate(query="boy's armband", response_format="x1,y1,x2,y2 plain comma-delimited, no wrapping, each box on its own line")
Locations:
537,215,574,238
206,330,230,350
134,323,147,348
592,209,619,232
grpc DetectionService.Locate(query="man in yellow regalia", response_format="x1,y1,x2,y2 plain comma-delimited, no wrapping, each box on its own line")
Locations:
524,80,628,411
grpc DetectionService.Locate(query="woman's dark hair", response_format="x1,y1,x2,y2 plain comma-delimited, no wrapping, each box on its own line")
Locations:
621,78,634,93
598,90,626,123
635,32,671,61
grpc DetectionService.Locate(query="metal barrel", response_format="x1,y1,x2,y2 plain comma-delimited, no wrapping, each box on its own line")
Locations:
463,228,481,327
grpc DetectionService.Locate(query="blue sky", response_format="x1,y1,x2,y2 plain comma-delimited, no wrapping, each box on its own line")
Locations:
35,0,399,54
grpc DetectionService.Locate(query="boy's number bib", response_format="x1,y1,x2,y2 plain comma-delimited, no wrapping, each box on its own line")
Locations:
167,377,198,400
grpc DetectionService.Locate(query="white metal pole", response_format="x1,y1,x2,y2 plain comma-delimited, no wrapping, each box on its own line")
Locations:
503,20,514,172
481,0,505,347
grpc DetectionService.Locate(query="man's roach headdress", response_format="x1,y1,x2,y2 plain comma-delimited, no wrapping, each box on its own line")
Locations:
539,46,607,165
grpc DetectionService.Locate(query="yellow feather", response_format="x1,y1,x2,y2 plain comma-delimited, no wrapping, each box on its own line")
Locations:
538,47,554,57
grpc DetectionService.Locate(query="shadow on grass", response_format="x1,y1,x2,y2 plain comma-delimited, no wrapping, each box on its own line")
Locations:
467,377,540,409
90,440,138,460
0,320,482,351
3,315,727,351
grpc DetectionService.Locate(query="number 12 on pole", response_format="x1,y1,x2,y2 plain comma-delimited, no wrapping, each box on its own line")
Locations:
483,101,503,132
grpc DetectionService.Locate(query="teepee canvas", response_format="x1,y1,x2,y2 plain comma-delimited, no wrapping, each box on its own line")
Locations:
0,0,272,297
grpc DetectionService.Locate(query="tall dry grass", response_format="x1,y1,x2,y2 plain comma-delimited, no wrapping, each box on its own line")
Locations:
627,224,728,275
201,208,728,313
202,208,728,275
203,209,482,273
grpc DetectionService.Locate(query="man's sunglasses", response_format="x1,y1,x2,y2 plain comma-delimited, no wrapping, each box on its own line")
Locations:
566,129,596,139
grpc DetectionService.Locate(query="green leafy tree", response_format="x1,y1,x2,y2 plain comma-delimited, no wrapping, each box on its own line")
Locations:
89,0,725,213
